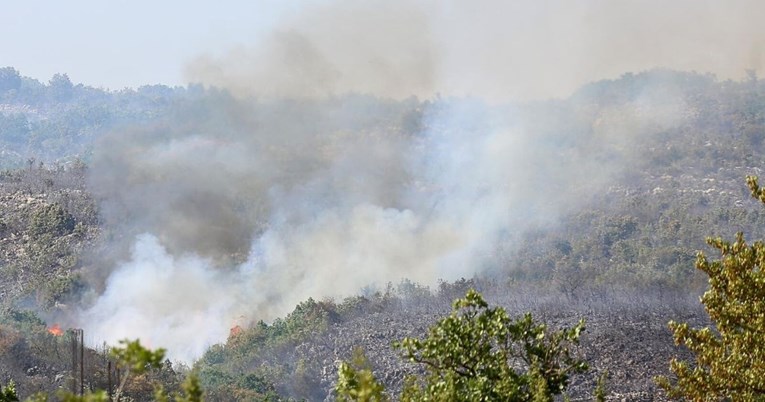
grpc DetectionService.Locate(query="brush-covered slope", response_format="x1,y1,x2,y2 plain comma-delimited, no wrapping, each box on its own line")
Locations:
1,68,765,400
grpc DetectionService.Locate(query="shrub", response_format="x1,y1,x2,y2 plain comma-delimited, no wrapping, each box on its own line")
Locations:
337,290,589,401
29,203,75,237
657,176,765,399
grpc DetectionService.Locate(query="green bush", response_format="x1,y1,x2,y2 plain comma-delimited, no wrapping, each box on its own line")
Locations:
29,203,75,237
657,176,765,400
337,290,590,401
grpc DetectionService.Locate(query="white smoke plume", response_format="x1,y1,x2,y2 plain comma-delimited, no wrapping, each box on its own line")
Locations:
81,89,688,362
78,0,741,362
83,234,242,360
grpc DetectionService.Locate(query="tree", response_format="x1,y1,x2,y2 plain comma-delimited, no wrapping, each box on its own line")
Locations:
335,349,387,402
0,380,18,402
0,67,22,92
48,73,74,102
15,339,193,402
657,175,765,400
110,340,205,402
110,339,167,401
155,373,204,402
336,290,589,401
29,203,76,237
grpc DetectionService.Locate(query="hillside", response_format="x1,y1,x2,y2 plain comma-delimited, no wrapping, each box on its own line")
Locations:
192,281,707,401
0,68,764,400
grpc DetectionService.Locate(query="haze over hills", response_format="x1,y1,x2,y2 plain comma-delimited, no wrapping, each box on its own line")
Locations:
3,1,765,400
2,64,765,399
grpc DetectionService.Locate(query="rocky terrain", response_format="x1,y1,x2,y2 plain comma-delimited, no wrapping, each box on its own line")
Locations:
207,283,707,401
0,165,99,309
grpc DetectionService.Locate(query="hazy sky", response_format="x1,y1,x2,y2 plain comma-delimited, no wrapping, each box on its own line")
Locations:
0,0,302,89
3,0,765,99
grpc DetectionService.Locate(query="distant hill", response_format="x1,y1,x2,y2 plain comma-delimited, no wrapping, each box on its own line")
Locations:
0,66,191,169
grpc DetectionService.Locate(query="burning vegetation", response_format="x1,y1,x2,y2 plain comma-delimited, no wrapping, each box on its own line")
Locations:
47,324,63,337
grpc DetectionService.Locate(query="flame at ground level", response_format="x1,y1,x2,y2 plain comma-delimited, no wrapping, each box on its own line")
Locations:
229,325,243,338
48,324,64,337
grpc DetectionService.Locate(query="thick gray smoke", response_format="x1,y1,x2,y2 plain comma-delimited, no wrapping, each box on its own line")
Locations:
78,0,753,361
81,89,687,362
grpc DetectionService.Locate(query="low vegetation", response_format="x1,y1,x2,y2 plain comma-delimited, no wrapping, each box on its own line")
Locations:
1,68,765,400
656,176,765,400
336,290,591,401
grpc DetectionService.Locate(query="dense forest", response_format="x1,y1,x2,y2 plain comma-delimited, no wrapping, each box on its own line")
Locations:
1,66,765,400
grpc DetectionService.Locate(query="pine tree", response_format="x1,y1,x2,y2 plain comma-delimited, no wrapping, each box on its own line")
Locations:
657,175,765,400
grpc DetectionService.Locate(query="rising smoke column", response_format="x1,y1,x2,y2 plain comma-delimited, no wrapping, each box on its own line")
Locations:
79,0,725,362
83,94,467,361
81,86,690,362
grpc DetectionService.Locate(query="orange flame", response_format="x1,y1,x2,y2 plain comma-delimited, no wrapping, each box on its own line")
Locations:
48,324,64,337
229,325,243,338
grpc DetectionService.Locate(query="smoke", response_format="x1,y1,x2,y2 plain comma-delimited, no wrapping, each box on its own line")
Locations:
83,234,242,360
188,0,765,101
80,88,689,362
187,0,436,99
84,95,468,361
77,0,733,362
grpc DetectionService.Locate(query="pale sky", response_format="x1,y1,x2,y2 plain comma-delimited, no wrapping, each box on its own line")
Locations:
3,0,765,98
0,1,303,89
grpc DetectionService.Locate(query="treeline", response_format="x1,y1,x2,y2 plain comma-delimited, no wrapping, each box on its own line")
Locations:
0,66,192,168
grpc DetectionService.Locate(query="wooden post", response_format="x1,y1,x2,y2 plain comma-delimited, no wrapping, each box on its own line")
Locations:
107,360,112,402
79,329,84,396
68,329,85,396
70,330,77,394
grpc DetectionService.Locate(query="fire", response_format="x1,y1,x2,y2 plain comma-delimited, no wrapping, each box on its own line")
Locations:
229,325,243,338
48,324,64,337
